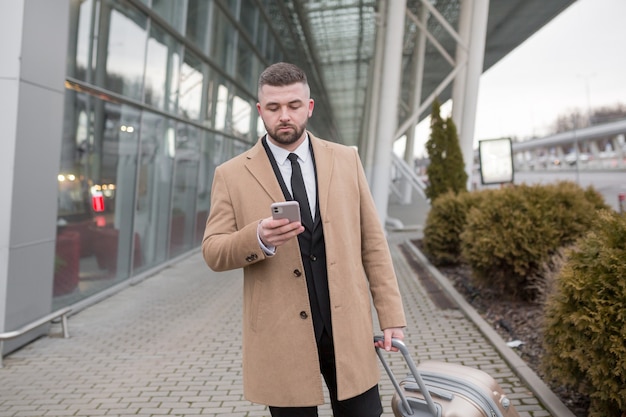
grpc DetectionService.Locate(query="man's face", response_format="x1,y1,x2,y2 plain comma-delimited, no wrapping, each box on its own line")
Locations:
257,82,314,150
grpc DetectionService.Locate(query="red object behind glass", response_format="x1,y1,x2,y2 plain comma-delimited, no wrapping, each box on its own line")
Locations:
92,191,105,212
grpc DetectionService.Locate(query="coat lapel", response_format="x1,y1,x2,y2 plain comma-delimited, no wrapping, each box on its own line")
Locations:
310,133,333,220
244,139,286,203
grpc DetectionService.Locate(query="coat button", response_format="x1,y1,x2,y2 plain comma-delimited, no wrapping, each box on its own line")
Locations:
310,254,317,261
293,269,302,277
300,311,308,319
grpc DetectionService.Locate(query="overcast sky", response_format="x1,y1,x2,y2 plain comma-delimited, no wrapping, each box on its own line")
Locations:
410,0,626,157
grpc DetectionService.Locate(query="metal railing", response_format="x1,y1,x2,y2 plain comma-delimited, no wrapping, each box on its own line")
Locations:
390,152,428,201
0,307,71,368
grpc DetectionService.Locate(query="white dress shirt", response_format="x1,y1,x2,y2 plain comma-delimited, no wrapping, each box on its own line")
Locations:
266,135,317,220
258,135,317,254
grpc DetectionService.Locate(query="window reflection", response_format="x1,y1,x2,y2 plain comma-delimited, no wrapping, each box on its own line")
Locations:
56,0,289,308
133,111,175,272
169,124,201,257
145,24,180,112
186,0,213,53
195,130,220,244
236,37,254,91
55,90,141,303
215,84,229,131
179,51,204,120
151,0,186,33
102,2,148,101
232,95,251,137
211,6,236,73
68,0,95,81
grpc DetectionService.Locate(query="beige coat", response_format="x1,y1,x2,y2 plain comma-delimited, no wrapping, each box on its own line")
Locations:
202,133,406,407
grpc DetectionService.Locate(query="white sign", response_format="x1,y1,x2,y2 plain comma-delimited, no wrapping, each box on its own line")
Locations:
479,138,514,185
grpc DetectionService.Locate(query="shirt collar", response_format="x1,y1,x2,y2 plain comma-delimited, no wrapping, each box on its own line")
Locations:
266,133,311,165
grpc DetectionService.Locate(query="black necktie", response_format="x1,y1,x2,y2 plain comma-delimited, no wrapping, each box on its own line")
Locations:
288,153,313,228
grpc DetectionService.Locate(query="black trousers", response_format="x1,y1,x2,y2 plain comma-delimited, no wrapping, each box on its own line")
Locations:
269,330,383,417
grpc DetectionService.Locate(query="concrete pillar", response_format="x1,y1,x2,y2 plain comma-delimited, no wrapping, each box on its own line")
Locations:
452,0,490,189
362,2,386,183
370,0,407,225
400,6,429,204
0,0,70,351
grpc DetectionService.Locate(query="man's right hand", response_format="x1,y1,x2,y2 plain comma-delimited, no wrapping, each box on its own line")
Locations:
258,216,304,248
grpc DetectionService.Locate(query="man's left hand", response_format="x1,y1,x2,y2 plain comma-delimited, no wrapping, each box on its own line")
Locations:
375,327,404,352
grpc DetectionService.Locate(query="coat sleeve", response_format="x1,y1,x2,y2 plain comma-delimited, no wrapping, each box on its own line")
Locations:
202,166,268,271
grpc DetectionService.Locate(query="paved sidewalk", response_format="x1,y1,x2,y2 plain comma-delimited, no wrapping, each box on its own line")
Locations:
0,232,564,417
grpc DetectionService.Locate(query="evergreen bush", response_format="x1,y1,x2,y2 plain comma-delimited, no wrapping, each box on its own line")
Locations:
459,181,603,301
542,210,626,417
422,190,491,265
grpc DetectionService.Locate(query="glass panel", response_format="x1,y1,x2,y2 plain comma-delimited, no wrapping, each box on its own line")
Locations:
169,123,201,257
67,0,95,82
203,68,218,129
133,110,175,272
214,83,229,131
217,0,238,16
179,50,204,120
240,0,257,40
100,1,148,100
236,37,254,91
186,0,212,53
232,94,251,138
255,15,268,54
151,0,187,33
144,23,181,112
257,113,266,137
195,131,221,244
54,89,141,307
211,6,236,73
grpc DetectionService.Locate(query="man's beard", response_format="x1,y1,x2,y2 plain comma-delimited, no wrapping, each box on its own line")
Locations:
265,121,307,145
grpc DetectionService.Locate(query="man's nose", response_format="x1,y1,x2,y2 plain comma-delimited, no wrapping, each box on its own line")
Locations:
279,107,290,121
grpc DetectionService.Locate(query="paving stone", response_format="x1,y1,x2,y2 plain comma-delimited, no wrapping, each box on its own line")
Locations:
0,233,561,417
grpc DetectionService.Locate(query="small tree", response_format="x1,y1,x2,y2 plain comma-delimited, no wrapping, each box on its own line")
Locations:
443,117,468,195
425,99,447,200
425,99,467,201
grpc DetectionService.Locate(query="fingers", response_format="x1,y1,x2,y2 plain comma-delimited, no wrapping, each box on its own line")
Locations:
380,327,405,352
259,217,304,247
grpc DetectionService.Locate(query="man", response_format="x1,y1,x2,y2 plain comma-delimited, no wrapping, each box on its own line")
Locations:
202,62,406,417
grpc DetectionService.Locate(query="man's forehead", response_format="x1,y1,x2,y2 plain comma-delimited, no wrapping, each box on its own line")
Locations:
259,82,310,101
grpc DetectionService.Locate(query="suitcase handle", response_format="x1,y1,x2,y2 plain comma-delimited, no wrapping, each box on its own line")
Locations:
374,336,439,417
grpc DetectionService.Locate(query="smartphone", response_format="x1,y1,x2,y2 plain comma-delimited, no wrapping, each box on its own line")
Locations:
271,201,301,223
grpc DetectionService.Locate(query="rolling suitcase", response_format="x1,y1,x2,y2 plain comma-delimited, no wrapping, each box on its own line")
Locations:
374,336,520,417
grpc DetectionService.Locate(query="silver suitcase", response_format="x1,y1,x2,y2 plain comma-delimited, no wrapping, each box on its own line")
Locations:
375,336,520,417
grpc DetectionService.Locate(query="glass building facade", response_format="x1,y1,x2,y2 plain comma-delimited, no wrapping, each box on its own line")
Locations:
52,0,321,309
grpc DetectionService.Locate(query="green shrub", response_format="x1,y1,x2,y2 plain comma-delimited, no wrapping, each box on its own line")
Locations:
459,182,602,300
538,182,610,246
542,210,626,417
582,184,612,211
422,190,491,265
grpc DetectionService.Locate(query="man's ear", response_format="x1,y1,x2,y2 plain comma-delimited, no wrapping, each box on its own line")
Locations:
308,99,314,117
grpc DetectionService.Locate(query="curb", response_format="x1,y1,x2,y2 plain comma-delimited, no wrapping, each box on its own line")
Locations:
404,240,577,417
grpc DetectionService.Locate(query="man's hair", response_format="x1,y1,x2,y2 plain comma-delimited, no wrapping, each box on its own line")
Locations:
258,62,308,96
